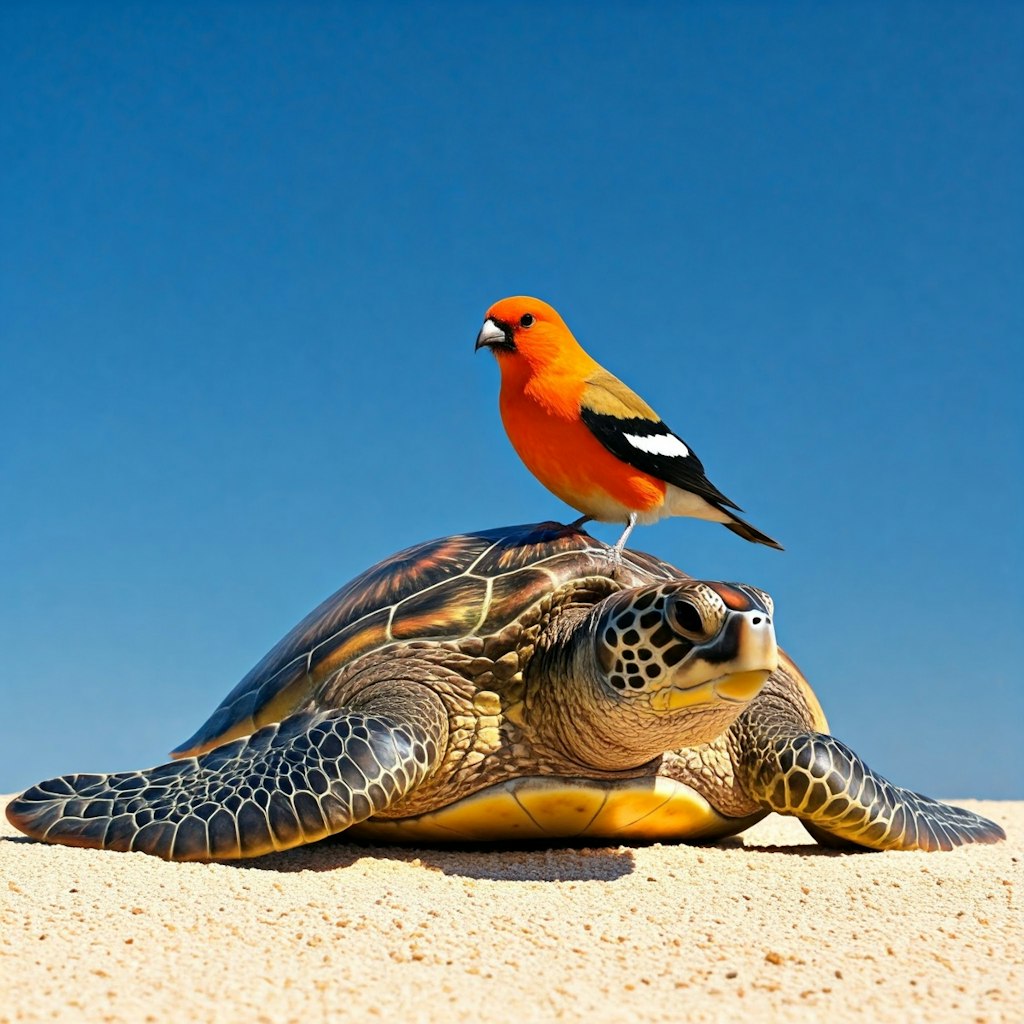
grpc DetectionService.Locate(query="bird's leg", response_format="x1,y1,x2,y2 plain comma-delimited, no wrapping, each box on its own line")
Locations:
567,514,592,531
609,513,638,562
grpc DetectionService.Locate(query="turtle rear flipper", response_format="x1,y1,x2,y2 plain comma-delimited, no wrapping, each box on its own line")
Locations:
737,728,1005,851
6,689,447,861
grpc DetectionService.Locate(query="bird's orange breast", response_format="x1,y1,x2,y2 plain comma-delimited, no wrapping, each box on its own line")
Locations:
498,373,666,521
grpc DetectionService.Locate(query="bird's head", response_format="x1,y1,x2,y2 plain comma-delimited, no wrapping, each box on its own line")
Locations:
475,296,588,378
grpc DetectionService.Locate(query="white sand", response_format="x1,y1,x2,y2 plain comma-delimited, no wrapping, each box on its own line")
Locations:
1,799,1019,1024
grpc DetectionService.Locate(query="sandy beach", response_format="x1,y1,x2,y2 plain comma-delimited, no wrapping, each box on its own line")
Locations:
1,798,1019,1023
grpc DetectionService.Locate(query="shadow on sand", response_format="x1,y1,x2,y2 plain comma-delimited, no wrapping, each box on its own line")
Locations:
2,829,863,884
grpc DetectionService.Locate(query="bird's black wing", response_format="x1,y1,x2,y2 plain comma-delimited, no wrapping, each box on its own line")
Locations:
579,407,743,512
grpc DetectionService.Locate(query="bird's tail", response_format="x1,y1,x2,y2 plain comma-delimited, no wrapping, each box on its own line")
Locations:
723,511,784,550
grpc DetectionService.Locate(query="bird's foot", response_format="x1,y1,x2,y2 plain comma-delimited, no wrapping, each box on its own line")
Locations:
609,513,638,561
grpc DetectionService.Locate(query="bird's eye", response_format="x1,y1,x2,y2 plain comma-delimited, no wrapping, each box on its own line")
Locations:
519,313,535,328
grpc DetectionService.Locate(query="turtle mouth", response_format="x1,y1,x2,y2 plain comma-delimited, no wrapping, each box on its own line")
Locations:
712,669,772,702
648,670,771,712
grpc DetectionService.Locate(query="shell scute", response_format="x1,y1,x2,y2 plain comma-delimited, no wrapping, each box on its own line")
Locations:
340,534,491,623
391,573,489,640
470,524,598,576
480,567,562,634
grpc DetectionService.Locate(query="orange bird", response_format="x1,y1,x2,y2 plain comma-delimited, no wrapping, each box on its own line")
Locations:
475,296,782,555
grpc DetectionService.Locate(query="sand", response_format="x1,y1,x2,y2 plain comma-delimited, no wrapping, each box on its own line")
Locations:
1,798,1019,1024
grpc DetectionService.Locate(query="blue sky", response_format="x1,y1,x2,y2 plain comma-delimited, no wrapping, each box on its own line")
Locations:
2,3,1021,801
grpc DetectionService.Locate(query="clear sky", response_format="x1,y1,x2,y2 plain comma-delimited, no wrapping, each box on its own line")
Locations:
2,3,1021,801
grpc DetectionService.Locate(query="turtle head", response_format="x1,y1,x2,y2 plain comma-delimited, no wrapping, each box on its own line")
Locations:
595,580,777,709
533,579,778,771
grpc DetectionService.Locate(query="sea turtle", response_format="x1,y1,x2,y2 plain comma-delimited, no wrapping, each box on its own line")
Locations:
6,522,1003,861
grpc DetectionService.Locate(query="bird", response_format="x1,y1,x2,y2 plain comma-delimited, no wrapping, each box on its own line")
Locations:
475,295,782,556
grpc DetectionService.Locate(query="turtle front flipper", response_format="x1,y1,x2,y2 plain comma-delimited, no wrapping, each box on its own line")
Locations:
735,725,1005,851
6,687,448,861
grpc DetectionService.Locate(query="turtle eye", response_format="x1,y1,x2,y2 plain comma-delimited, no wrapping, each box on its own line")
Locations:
519,313,535,328
668,598,706,639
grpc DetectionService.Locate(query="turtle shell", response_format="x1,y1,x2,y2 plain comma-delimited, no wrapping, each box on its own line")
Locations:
172,522,682,758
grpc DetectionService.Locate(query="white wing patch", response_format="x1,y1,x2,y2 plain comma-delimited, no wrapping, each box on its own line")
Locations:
623,432,690,459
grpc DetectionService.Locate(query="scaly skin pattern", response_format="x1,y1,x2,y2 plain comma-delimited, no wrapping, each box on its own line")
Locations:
525,585,773,774
728,673,1006,851
7,686,447,861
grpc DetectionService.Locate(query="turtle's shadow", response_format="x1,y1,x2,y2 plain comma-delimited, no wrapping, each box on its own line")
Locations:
219,833,861,879
229,836,641,881
0,833,865,879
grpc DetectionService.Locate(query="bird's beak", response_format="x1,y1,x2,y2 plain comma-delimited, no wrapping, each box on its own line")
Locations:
475,318,514,352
